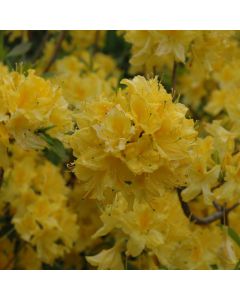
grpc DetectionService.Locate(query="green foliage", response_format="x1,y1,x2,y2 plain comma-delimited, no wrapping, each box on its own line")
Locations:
103,30,131,78
227,227,240,247
7,42,32,58
210,264,219,270
41,71,55,79
35,128,70,166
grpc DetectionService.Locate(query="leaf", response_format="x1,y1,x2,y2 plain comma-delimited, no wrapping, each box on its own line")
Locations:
35,126,56,134
42,72,55,79
159,265,169,270
40,133,68,160
7,42,32,58
210,264,219,270
36,131,70,166
42,148,63,166
228,227,240,247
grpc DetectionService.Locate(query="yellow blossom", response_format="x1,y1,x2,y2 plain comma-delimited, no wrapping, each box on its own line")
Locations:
86,242,124,270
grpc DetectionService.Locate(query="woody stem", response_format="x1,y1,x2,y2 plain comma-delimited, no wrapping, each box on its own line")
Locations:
43,30,66,73
177,188,240,225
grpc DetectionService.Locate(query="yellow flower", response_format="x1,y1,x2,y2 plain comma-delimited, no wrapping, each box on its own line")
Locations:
63,31,106,52
178,63,208,109
69,76,197,201
205,89,230,116
0,69,72,148
1,146,79,264
94,106,134,153
190,31,238,73
154,30,196,63
205,121,235,165
16,245,42,270
86,242,124,270
214,153,240,204
125,30,198,74
68,183,102,253
51,53,119,107
93,191,198,268
182,137,220,204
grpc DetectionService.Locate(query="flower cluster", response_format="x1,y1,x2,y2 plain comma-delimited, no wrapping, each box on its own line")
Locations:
0,145,79,264
0,30,240,270
0,67,72,148
68,76,197,203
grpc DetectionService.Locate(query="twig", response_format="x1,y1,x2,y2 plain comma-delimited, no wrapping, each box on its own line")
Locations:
177,189,240,225
221,203,229,226
2,240,23,270
3,255,15,270
43,30,66,73
214,201,229,226
213,200,221,211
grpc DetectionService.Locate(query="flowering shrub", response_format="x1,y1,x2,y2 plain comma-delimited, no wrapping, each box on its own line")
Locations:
1,30,240,269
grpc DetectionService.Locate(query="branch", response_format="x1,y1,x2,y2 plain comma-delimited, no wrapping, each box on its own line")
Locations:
177,189,240,225
3,240,23,270
213,201,229,226
43,30,66,73
3,255,15,270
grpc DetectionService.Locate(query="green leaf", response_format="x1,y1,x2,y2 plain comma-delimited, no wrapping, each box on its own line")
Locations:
228,227,240,247
7,42,32,58
210,264,219,270
36,131,70,166
42,72,55,79
40,133,67,159
42,148,63,166
159,265,169,270
35,126,56,134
